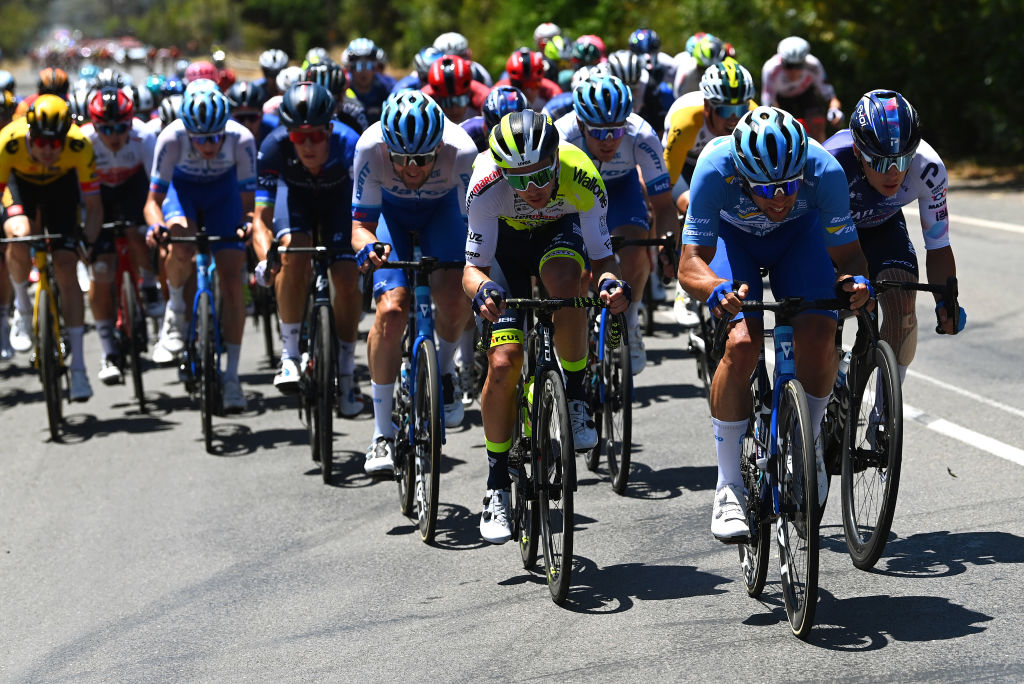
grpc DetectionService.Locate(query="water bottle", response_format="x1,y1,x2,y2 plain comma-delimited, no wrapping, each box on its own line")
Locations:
836,350,851,391
400,359,410,390
522,375,534,437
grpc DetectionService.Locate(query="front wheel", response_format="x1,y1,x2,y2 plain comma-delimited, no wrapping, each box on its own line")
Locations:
413,339,442,543
841,340,903,570
121,271,146,413
510,377,539,569
604,316,633,494
314,306,335,484
37,289,63,441
197,293,217,454
776,379,819,640
537,370,575,605
393,369,415,517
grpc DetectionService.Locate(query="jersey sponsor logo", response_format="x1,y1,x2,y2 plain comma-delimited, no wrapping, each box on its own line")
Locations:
638,141,662,168
465,250,480,258
467,230,483,243
935,209,948,222
5,138,20,154
927,202,944,210
470,169,501,197
68,137,85,153
571,166,607,205
356,162,371,199
931,187,947,202
688,216,711,224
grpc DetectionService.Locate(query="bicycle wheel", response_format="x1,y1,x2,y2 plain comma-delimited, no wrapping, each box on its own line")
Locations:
121,271,146,413
693,305,718,407
738,412,770,598
412,338,442,543
314,306,335,483
510,377,539,569
37,289,63,441
642,278,655,336
605,316,633,494
583,313,602,473
537,369,575,605
258,286,276,369
197,292,216,454
841,340,903,570
393,373,415,516
776,379,819,639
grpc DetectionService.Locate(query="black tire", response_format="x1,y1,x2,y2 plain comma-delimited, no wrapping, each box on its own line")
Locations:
776,379,819,640
642,277,655,336
583,314,602,473
315,306,335,484
413,339,442,543
605,316,633,494
693,304,718,408
38,289,63,441
121,271,146,413
841,340,903,570
738,411,770,598
197,293,216,454
510,376,539,569
537,369,575,605
394,369,415,516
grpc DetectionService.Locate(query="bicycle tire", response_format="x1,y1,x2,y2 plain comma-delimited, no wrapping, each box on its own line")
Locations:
643,278,655,336
776,379,819,639
694,305,718,408
583,313,602,473
510,377,539,569
394,370,415,516
38,289,62,441
413,338,442,543
121,271,146,413
259,286,277,369
738,409,770,598
197,292,216,454
606,317,633,494
315,306,335,484
537,369,575,605
841,340,903,570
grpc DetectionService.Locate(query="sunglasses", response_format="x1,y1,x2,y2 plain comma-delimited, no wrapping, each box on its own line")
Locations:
745,175,802,199
389,150,437,167
586,125,628,141
352,60,376,72
189,132,224,145
97,122,131,135
439,94,470,108
859,148,916,173
289,128,330,145
502,162,557,191
712,103,748,119
234,112,261,123
31,136,64,149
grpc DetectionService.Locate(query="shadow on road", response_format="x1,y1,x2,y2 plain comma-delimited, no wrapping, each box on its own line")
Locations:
578,461,715,500
875,530,1024,578
634,380,704,408
386,502,490,551
58,411,178,443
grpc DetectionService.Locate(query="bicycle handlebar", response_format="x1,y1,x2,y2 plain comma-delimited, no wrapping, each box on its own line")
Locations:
874,276,959,334
710,296,849,361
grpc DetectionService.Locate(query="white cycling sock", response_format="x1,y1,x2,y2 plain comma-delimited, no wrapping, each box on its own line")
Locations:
168,285,186,315
95,319,117,357
279,322,300,360
68,325,86,371
371,381,395,440
806,392,830,445
458,327,475,367
337,339,355,376
13,280,32,317
713,417,747,490
435,335,457,376
626,300,640,330
225,343,241,380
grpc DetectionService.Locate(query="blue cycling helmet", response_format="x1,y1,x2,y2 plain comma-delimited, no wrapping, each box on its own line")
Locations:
180,89,230,134
573,75,632,126
849,89,921,158
380,90,444,154
628,28,661,55
482,85,528,130
731,106,808,183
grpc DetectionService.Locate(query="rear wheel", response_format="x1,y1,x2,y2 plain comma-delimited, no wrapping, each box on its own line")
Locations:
537,370,574,605
394,362,415,516
583,312,602,473
605,316,633,494
841,340,903,570
413,339,442,543
197,293,216,454
121,271,146,412
38,289,63,441
642,277,655,336
738,413,770,597
693,304,718,408
510,376,539,569
776,379,819,640
314,306,335,483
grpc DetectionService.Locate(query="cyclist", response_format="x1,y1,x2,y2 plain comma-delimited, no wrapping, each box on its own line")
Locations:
542,66,594,126
81,86,162,384
351,91,478,474
13,67,71,119
225,80,271,146
145,88,257,412
0,95,103,401
541,35,575,91
533,22,562,51
554,74,676,374
301,61,369,134
464,110,630,543
761,36,843,143
671,33,727,98
0,89,16,129
629,28,677,87
824,89,964,383
342,38,394,123
256,49,289,98
421,55,490,124
432,32,494,87
250,82,365,413
391,46,443,94
495,49,562,112
606,49,672,138
677,106,871,542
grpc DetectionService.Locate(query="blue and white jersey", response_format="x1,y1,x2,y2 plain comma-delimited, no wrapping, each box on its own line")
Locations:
149,118,257,193
351,117,477,223
682,135,856,246
824,129,950,249
554,111,671,196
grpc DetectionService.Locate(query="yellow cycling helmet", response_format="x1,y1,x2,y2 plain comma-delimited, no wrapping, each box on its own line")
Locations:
26,94,73,138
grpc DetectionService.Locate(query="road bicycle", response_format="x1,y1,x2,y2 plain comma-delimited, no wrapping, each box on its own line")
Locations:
104,220,148,413
583,303,630,493
625,233,677,337
247,243,278,369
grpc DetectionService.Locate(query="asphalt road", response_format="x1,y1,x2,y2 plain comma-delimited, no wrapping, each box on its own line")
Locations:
2,191,1023,680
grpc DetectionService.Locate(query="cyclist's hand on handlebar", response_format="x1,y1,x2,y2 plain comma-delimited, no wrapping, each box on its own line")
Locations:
473,280,506,323
598,277,631,314
827,107,844,126
254,259,279,287
836,274,873,310
146,224,168,248
706,280,748,318
355,241,389,272
235,222,253,242
935,299,966,335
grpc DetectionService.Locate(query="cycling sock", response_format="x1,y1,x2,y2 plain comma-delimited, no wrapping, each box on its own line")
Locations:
435,335,457,376
279,322,300,360
713,417,746,490
806,392,829,445
168,285,186,315
458,327,475,367
371,381,396,439
626,300,640,330
560,356,587,399
95,319,117,357
225,343,241,380
13,280,31,317
337,339,356,376
898,364,908,385
485,437,512,490
68,325,86,371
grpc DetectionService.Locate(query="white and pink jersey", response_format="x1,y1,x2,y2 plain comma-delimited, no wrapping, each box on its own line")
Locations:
760,54,836,106
80,118,157,187
149,118,257,193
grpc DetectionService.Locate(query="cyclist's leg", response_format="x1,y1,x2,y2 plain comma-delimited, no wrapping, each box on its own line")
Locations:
86,226,120,372
118,170,163,308
273,185,313,366
204,184,247,385
160,182,197,325
322,198,361,411
2,210,34,322
606,172,652,332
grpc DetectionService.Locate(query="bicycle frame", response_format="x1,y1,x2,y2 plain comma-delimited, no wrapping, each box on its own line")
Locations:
176,231,223,386
32,244,65,369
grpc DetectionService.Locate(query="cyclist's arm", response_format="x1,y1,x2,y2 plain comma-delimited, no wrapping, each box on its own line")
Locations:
82,192,103,244
649,190,676,238
251,203,274,262
143,190,166,229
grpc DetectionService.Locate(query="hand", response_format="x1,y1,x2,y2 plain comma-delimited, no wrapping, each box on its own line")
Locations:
253,259,278,287
598,278,632,314
935,299,966,334
236,222,253,241
355,241,389,272
827,107,844,125
836,275,873,310
706,280,748,318
146,224,168,248
472,280,506,323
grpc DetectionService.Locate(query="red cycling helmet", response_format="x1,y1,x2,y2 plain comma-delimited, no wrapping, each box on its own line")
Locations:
506,48,545,88
428,55,472,98
88,86,134,122
184,60,219,84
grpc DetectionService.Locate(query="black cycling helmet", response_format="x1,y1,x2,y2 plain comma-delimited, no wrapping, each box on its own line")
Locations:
225,80,268,113
278,81,335,128
302,61,347,98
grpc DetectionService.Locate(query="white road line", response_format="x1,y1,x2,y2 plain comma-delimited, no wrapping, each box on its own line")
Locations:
907,369,1024,419
903,404,1024,467
904,206,1024,235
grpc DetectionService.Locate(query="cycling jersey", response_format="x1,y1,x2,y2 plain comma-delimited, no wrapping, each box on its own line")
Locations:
661,91,757,186
0,118,99,196
492,78,562,112
350,74,394,123
469,61,494,88
459,116,488,152
351,118,477,224
465,142,613,269
671,52,702,98
554,112,671,196
541,92,575,124
81,117,156,187
422,80,490,111
760,54,835,107
391,73,422,94
823,129,950,249
149,118,257,194
682,135,855,246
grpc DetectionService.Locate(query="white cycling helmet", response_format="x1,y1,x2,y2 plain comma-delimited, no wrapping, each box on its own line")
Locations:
433,32,470,57
533,22,561,50
275,65,304,93
259,48,289,74
777,36,811,66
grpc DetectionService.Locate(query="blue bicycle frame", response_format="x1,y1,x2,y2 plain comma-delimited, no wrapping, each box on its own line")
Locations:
184,232,222,383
